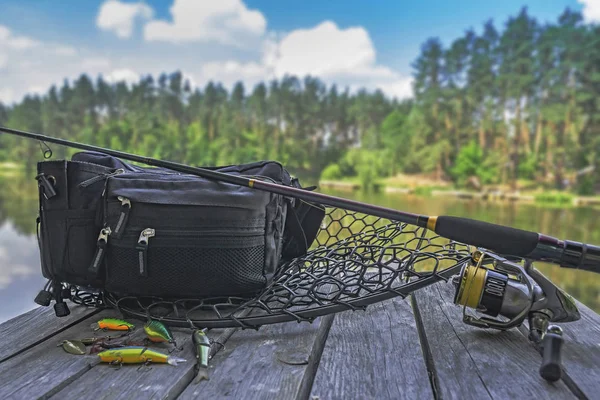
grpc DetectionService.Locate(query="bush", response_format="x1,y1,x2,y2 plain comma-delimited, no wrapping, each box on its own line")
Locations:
320,163,343,180
534,192,574,205
451,141,499,186
576,174,595,196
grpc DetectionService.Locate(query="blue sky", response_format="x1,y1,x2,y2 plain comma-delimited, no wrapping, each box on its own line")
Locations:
0,0,597,104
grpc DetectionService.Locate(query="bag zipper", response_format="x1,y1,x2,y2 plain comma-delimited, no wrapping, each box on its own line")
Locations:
88,227,111,275
136,228,155,277
119,227,264,238
112,196,132,239
78,168,125,189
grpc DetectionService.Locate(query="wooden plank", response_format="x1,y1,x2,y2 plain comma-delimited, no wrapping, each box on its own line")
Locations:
413,282,575,400
178,317,332,400
0,302,100,363
310,296,434,400
0,310,113,400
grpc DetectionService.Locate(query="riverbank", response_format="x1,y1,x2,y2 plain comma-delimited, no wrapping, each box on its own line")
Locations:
319,174,600,208
0,162,25,178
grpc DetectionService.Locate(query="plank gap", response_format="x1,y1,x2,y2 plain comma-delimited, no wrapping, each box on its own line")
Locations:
411,293,441,400
295,314,335,400
432,284,494,399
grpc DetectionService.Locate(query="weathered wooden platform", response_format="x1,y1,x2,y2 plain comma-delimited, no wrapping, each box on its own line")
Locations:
0,281,598,400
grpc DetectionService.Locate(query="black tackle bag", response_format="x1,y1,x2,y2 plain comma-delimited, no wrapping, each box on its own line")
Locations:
35,151,325,298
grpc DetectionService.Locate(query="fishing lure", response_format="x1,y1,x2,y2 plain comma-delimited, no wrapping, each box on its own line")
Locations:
91,318,135,332
89,339,147,354
96,346,186,367
192,329,211,382
144,320,178,350
79,333,130,345
57,340,86,355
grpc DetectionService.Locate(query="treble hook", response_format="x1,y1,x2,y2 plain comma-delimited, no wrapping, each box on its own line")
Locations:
38,140,52,159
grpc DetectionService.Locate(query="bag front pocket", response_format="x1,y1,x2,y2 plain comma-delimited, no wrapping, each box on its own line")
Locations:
105,227,267,298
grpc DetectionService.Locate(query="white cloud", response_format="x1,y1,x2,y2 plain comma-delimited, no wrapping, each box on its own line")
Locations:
197,21,413,99
265,22,375,78
7,36,40,50
0,25,41,71
105,68,140,84
97,0,154,39
81,57,112,70
144,0,266,46
0,88,14,103
199,61,268,87
0,24,40,58
262,21,412,99
53,45,77,56
578,0,600,23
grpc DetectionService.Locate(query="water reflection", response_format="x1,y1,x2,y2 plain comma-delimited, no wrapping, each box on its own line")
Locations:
0,222,45,322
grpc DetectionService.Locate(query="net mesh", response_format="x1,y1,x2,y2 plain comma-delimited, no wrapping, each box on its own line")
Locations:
97,207,474,328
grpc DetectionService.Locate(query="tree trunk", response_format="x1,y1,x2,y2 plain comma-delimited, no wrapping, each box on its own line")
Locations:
478,123,486,150
520,108,531,154
533,112,543,157
511,103,521,191
545,123,554,185
273,115,281,159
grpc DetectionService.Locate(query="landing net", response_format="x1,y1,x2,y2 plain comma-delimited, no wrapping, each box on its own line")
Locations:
89,207,473,328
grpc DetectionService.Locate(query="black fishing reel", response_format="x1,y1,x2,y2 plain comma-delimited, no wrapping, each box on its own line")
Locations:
452,250,581,382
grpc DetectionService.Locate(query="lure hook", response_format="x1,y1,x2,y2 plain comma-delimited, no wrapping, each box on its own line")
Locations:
137,359,153,371
109,359,123,370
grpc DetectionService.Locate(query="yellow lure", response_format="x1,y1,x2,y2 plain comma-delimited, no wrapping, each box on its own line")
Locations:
97,346,186,366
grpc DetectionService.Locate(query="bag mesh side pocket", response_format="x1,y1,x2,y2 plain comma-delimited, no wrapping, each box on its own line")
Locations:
106,242,266,298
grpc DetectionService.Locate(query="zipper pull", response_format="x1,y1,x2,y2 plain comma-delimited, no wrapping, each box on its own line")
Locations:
88,227,111,275
112,196,132,239
136,228,155,277
78,168,125,189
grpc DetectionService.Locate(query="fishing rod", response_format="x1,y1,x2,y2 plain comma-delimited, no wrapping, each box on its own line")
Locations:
2,125,599,275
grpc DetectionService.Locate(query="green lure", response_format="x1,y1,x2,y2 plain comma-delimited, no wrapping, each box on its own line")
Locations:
192,329,210,382
144,320,177,347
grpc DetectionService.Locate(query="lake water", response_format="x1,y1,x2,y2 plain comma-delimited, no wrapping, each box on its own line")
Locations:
0,171,599,324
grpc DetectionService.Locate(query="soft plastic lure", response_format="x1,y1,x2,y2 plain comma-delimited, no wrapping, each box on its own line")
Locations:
79,333,130,345
58,340,86,355
192,329,210,382
97,346,186,366
91,318,135,332
144,320,177,347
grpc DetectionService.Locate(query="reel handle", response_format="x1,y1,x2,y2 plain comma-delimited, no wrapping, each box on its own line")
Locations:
539,325,563,382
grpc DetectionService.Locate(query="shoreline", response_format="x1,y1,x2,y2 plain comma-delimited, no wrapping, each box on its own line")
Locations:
319,179,600,207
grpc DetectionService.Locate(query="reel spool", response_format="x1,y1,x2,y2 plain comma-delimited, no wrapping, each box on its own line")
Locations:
452,250,581,382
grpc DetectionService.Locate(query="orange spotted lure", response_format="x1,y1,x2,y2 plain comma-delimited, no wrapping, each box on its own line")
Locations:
91,318,135,332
